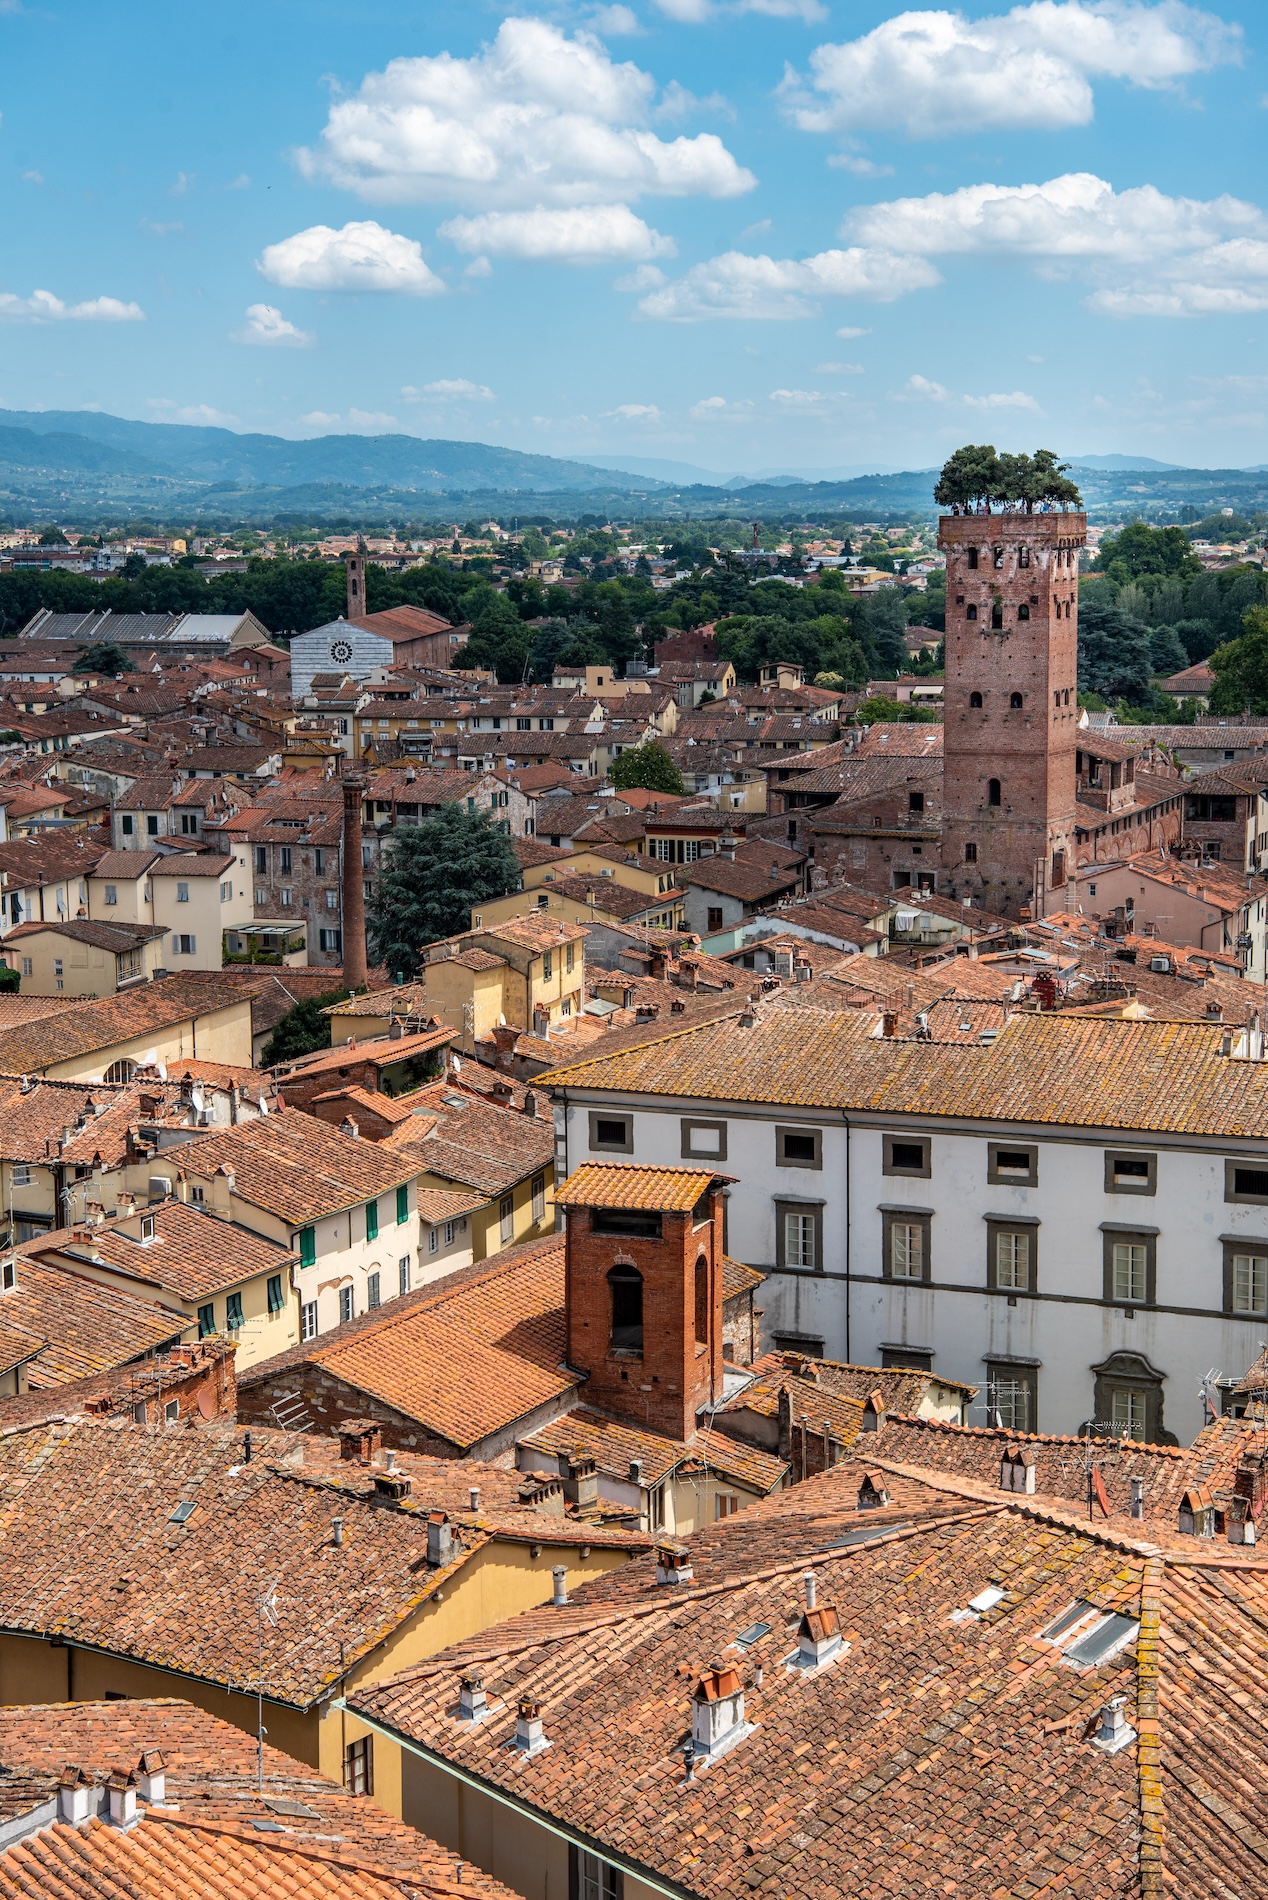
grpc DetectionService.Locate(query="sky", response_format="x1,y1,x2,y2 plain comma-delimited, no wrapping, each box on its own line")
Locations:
1,0,1266,475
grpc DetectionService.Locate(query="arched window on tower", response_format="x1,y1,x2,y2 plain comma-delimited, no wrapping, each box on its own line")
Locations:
1017,604,1030,621
993,547,1004,570
970,691,983,708
1010,692,1023,709
988,778,1002,807
966,604,978,621
991,603,1004,630
608,1263,643,1353
967,547,979,570
1019,547,1030,568
695,1254,709,1345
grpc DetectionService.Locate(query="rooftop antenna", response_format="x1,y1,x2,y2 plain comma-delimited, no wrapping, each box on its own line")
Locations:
1199,1367,1223,1429
256,1578,280,1794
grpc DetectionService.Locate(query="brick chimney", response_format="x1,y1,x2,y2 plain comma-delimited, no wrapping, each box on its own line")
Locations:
341,774,368,991
556,1160,733,1441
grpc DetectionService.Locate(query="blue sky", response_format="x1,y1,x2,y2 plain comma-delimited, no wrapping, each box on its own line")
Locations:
1,0,1265,473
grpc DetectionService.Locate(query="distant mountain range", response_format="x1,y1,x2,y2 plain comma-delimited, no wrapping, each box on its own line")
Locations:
0,409,1261,523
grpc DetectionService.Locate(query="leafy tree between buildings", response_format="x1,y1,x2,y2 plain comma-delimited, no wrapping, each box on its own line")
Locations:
73,641,133,675
1077,597,1155,704
260,988,349,1066
367,804,521,981
1209,606,1268,715
609,741,686,795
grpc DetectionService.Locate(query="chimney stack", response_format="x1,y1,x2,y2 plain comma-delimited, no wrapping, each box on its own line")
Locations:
514,1695,547,1755
427,1510,456,1567
341,775,369,992
469,1485,481,1512
458,1669,488,1723
1130,1475,1146,1520
803,1571,817,1612
551,1565,568,1605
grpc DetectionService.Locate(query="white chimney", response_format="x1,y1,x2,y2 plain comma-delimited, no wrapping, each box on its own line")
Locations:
690,1666,747,1764
1091,1695,1136,1755
458,1669,488,1723
58,1768,95,1825
105,1772,139,1831
655,1542,693,1586
1130,1475,1145,1520
803,1571,817,1611
136,1750,165,1806
796,1601,845,1672
514,1695,549,1755
551,1565,568,1606
427,1511,456,1567
469,1485,481,1512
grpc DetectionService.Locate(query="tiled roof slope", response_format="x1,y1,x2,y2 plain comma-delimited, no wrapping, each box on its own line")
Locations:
538,998,1268,1139
240,1235,577,1452
172,1107,421,1223
352,1468,1155,1899
44,1201,297,1301
385,1088,555,1196
555,1161,731,1212
0,974,261,1074
2,1255,187,1387
0,1698,516,1900
521,1409,787,1495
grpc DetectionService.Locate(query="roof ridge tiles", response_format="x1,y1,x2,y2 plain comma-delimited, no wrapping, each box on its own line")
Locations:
143,1809,475,1896
883,1411,1186,1457
869,1457,1168,1556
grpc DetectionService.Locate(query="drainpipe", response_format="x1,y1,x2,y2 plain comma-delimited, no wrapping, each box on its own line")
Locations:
841,1112,852,1363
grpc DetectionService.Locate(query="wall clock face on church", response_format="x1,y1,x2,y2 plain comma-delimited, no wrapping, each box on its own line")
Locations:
330,638,353,665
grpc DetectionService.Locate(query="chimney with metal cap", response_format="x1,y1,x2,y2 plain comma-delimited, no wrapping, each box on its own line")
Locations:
803,1571,817,1611
58,1767,95,1826
458,1669,488,1722
469,1485,481,1512
514,1695,548,1754
105,1770,139,1831
136,1750,165,1806
1130,1474,1146,1520
551,1565,568,1606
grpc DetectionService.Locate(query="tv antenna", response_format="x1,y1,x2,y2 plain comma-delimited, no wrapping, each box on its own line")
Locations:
256,1579,281,1793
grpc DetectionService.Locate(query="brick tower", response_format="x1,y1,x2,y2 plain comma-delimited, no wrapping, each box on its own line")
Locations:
556,1162,732,1442
938,511,1087,917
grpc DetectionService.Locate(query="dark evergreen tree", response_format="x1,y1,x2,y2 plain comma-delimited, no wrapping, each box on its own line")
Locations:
367,805,521,980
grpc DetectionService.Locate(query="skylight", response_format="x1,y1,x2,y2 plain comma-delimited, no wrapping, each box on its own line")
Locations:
1038,1600,1140,1668
821,1521,911,1551
732,1621,772,1649
950,1584,1005,1623
168,1501,197,1525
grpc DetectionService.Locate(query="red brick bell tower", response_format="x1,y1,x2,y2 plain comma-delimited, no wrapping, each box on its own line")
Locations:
556,1162,732,1442
938,510,1087,917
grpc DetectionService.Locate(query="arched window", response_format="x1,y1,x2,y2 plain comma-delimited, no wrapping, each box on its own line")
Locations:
1010,692,1023,709
966,604,978,622
1017,603,1030,621
988,778,1001,807
608,1264,643,1353
1063,688,1071,706
694,1254,709,1345
993,547,1004,570
1019,547,1030,569
964,841,978,863
990,603,1003,630
970,691,983,708
1053,690,1061,709
967,547,979,570
104,1059,137,1084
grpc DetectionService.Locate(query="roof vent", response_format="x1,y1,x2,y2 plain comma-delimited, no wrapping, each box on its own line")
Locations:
689,1665,749,1767
861,1392,886,1434
469,1485,481,1512
1090,1695,1136,1755
551,1565,568,1606
513,1694,549,1756
655,1541,693,1585
856,1472,888,1511
458,1668,489,1723
1000,1445,1038,1494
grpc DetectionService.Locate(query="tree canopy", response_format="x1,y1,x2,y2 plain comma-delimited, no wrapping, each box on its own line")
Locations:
260,988,347,1066
1093,523,1201,583
366,804,521,981
1209,606,1268,716
609,740,685,795
1077,598,1154,703
933,445,1082,513
73,640,133,675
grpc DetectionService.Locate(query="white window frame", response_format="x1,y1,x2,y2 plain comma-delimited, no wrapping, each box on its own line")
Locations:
784,1210,816,1271
891,1222,924,1281
1111,1242,1147,1304
1233,1251,1268,1316
1111,1387,1147,1439
995,1230,1030,1291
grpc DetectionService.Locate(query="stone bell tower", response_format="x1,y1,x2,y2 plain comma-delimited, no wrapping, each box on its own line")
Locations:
938,511,1087,917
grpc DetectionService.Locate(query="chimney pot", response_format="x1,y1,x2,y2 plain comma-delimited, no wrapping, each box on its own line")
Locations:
458,1669,487,1722
469,1485,481,1512
803,1571,817,1611
427,1510,456,1568
514,1695,547,1754
332,1517,344,1547
1130,1475,1146,1520
136,1750,165,1806
105,1771,138,1831
1091,1694,1136,1754
552,1565,568,1605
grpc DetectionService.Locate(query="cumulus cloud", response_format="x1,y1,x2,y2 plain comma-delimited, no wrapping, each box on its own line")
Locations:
588,4,641,30
608,401,663,419
847,172,1268,317
300,409,400,431
689,394,754,419
440,204,675,263
786,2,1241,139
403,378,495,399
148,400,238,425
900,374,1040,409
257,221,444,294
963,389,1042,409
297,18,754,209
634,246,940,320
0,290,145,323
903,374,948,400
234,303,313,347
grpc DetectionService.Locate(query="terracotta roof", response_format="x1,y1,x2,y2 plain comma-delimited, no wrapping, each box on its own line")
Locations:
90,850,164,879
386,1088,554,1196
721,1255,763,1301
240,1235,577,1452
555,1161,732,1213
310,1084,418,1125
43,1200,298,1302
4,918,166,951
521,1409,787,1495
171,1108,422,1225
0,1254,185,1386
149,852,236,878
0,974,262,1076
683,858,800,901
416,1185,487,1224
0,1698,517,1900
279,1024,453,1080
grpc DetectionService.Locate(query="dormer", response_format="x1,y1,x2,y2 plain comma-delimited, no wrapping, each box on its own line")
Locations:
1000,1445,1038,1494
794,1603,846,1673
1178,1485,1216,1539
861,1391,886,1434
857,1472,889,1511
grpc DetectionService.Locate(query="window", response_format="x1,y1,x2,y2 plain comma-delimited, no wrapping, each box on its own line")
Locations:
1102,1230,1156,1306
173,934,196,955
428,1225,438,1254
988,1142,1037,1187
1231,1250,1268,1316
365,1198,379,1242
1112,1387,1147,1439
104,884,117,906
319,928,342,954
279,888,293,908
11,1163,31,1188
314,848,325,874
908,791,925,813
298,1224,316,1267
966,604,977,622
882,1208,931,1284
198,1302,215,1338
776,1125,821,1170
969,691,982,708
608,1263,643,1352
715,1493,740,1519
1104,1150,1157,1196
883,1134,929,1178
301,1300,318,1341
565,941,575,974
990,603,1003,630
984,1362,1037,1433
254,846,267,874
571,1849,622,1900
964,842,977,863
1009,692,1023,709
542,949,553,980
281,847,292,873
339,1286,355,1324
1225,1161,1268,1205
881,1344,931,1371
1019,546,1030,568
146,815,159,836
987,778,1001,807
181,813,198,834
988,1224,1035,1291
343,1736,373,1797
396,1183,409,1224
122,814,134,836
267,1274,284,1315
682,1119,727,1161
1051,848,1066,889
967,546,978,570
445,1221,456,1246
104,1059,136,1084
220,881,232,902
784,1210,817,1270
225,1290,244,1331
1017,603,1030,620
367,1270,381,1310
176,882,189,904
500,1195,514,1245
531,1172,546,1222
20,958,31,978
589,1111,632,1154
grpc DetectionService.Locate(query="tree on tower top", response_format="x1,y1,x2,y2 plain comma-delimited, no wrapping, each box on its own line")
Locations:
934,444,1082,514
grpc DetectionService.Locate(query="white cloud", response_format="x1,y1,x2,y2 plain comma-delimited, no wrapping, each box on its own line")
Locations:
301,411,342,429
636,246,940,320
656,0,826,19
403,378,495,400
787,2,1241,139
257,220,444,294
297,18,754,209
440,204,675,263
234,303,314,347
828,153,894,177
21,171,43,185
963,389,1042,409
900,374,1039,408
848,172,1268,317
655,80,734,121
609,401,663,420
148,400,237,425
588,4,641,31
836,325,870,338
299,409,399,431
689,394,755,420
769,387,831,406
903,374,949,400
614,263,667,292
465,255,493,278
815,360,864,372
0,290,144,323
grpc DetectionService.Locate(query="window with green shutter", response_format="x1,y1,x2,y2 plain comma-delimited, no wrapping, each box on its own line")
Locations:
396,1183,409,1224
366,1199,379,1242
198,1303,215,1338
298,1226,316,1267
267,1274,284,1315
225,1291,244,1331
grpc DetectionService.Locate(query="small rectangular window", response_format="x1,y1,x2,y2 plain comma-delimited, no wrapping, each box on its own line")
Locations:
281,847,292,873
1104,1150,1156,1196
298,1225,316,1267
566,942,574,973
884,1135,930,1178
500,1195,514,1245
984,1363,1036,1433
891,1222,923,1280
589,1111,632,1154
122,814,134,835
1233,1253,1268,1315
994,1230,1030,1290
367,1270,381,1310
987,1143,1037,1187
11,1164,31,1188
365,1199,379,1242
707,906,724,931
267,1274,284,1315
1111,1388,1148,1440
1226,1161,1268,1205
339,1286,354,1325
445,1220,455,1246
428,1226,438,1254
343,1736,373,1797
104,884,117,905
682,1119,727,1161
301,1300,318,1341
543,949,553,980
197,1302,215,1338
784,1211,816,1270
176,882,189,904
396,1183,409,1224
776,1126,821,1170
1112,1241,1148,1303
399,1256,410,1296
531,1172,546,1222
